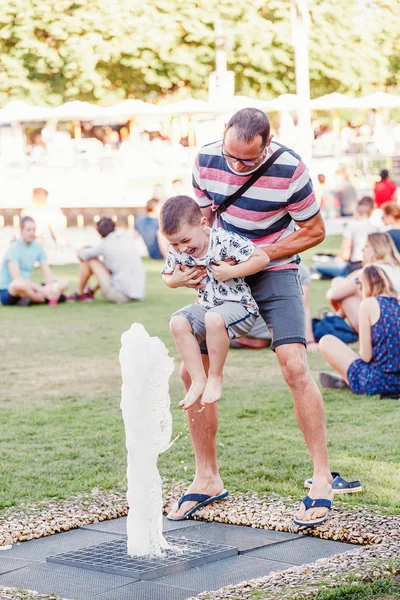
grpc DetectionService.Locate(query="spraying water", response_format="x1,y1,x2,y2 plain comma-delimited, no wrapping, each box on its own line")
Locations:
119,323,174,557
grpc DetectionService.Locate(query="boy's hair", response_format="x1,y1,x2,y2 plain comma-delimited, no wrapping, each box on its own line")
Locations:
97,217,115,238
359,264,397,298
20,216,35,229
356,196,374,217
160,195,203,235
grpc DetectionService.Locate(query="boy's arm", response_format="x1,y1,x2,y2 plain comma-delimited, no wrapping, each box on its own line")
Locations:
210,247,269,281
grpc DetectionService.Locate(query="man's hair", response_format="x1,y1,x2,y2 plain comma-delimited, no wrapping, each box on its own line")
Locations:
97,217,115,238
20,216,35,229
225,108,271,146
146,198,160,213
160,196,202,235
356,196,374,217
380,169,389,180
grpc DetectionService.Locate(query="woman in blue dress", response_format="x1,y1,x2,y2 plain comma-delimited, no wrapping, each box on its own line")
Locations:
319,264,400,396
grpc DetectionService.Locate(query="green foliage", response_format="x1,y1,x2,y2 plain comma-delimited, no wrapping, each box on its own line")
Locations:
310,575,400,599
0,0,399,105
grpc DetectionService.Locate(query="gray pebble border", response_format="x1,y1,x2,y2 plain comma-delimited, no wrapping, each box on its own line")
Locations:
0,484,399,600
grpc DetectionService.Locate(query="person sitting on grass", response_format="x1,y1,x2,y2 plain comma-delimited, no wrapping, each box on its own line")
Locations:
382,202,400,253
160,195,270,409
70,217,145,303
313,197,377,280
326,232,400,332
134,198,163,260
0,216,68,306
319,264,400,397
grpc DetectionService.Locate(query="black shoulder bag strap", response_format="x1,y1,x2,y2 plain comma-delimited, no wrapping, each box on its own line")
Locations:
216,146,286,219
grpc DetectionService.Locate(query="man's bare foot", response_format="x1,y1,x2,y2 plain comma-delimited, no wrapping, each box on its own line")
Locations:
167,477,225,520
179,379,206,410
295,475,333,523
201,376,223,405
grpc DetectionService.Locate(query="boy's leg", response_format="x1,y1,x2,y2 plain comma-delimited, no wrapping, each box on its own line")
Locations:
202,311,230,404
203,304,256,405
169,304,208,409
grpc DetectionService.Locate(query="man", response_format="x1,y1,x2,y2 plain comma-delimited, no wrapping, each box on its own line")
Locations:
134,198,163,259
168,108,333,526
0,216,68,306
70,217,145,303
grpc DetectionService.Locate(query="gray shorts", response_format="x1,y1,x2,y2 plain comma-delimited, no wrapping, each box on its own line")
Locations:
171,302,257,343
245,268,306,351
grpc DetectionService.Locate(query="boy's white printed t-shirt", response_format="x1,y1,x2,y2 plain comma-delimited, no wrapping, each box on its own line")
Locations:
162,228,259,315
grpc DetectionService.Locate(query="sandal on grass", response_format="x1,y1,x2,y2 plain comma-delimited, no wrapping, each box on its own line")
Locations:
293,495,332,528
304,471,362,494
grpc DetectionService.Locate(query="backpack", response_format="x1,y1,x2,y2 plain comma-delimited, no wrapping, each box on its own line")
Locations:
312,315,358,344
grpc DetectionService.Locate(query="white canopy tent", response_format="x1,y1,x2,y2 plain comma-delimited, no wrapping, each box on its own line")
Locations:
102,99,161,119
50,101,107,121
158,98,223,116
0,100,53,124
352,91,400,109
310,92,360,110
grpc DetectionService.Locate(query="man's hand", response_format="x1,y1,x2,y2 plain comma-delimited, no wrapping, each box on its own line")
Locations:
169,264,206,289
209,261,236,282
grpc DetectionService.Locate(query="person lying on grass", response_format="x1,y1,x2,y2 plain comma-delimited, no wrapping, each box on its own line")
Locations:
319,264,400,397
160,195,270,409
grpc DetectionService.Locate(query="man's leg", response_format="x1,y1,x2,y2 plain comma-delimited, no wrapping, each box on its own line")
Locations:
275,342,333,522
168,355,224,520
77,261,95,295
8,279,46,303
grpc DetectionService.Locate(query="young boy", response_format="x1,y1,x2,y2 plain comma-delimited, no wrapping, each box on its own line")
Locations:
160,195,270,410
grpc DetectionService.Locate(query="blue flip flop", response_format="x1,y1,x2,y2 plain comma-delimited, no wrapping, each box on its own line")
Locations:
167,490,229,521
304,471,362,494
293,495,332,528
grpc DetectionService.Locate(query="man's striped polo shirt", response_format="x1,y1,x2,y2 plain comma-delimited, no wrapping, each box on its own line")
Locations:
192,139,319,270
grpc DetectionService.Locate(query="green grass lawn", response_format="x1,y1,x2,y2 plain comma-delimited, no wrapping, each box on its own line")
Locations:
1,236,399,514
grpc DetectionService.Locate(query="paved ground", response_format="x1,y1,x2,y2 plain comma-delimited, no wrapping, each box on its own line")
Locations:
0,516,357,600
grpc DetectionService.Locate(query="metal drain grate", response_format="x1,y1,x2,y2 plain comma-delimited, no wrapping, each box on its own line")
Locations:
47,534,238,580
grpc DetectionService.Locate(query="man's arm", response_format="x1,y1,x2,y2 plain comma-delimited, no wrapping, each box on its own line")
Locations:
40,261,55,285
78,245,102,261
8,261,22,281
265,212,325,263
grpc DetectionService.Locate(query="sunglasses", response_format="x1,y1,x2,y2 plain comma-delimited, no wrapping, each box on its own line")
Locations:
222,142,267,167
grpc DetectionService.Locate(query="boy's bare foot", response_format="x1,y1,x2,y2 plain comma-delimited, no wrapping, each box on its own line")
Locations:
179,379,206,410
201,376,223,405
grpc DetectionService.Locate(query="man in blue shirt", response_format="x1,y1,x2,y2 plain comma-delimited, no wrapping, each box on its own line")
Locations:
134,198,163,260
0,216,69,305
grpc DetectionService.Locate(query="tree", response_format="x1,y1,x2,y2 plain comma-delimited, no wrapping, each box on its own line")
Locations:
0,0,399,106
